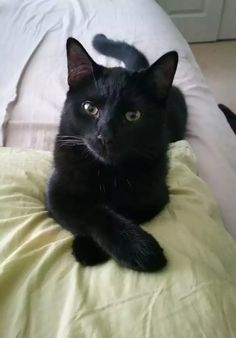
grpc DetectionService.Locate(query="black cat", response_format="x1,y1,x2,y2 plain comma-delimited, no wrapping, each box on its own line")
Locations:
46,34,187,272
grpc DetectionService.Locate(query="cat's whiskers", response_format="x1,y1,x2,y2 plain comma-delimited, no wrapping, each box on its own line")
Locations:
57,140,84,144
57,135,84,142
57,141,84,145
57,135,85,146
56,139,85,149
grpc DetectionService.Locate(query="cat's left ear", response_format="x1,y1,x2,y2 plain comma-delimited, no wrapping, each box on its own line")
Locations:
66,37,99,87
144,51,178,99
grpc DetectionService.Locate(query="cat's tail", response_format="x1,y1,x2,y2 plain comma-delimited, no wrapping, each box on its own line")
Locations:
92,34,149,71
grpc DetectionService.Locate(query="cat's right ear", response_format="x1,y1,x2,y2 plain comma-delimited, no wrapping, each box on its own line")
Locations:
66,38,97,87
143,51,178,99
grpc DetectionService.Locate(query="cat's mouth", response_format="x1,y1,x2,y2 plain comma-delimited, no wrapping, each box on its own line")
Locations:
85,140,115,163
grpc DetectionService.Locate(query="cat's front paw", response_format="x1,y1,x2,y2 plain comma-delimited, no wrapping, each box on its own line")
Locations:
115,228,167,272
72,236,110,266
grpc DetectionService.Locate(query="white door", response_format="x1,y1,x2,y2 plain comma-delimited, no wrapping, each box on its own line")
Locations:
218,0,236,40
158,0,224,42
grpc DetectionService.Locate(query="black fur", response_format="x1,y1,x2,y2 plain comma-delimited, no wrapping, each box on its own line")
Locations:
46,35,187,272
93,34,149,71
218,103,236,134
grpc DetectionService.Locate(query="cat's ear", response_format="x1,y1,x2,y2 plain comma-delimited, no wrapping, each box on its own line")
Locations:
66,37,98,87
144,51,178,99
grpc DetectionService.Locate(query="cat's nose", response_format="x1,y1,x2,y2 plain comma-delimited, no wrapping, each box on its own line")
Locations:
97,134,103,142
97,125,114,145
97,134,112,147
97,134,105,145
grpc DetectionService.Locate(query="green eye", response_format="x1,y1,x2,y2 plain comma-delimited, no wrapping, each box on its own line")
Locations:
125,111,142,122
82,101,99,117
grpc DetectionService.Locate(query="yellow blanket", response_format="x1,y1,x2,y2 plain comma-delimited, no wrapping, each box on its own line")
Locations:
0,142,235,338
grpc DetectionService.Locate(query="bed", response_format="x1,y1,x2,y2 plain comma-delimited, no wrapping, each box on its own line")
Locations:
0,0,236,337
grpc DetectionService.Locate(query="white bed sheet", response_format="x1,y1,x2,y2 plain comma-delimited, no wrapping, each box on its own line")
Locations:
0,0,236,238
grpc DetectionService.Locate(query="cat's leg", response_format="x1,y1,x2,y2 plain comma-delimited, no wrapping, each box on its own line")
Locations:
72,235,110,266
46,187,110,266
47,190,167,271
82,206,167,272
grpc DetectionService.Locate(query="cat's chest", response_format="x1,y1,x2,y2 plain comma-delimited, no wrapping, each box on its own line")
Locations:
72,166,158,205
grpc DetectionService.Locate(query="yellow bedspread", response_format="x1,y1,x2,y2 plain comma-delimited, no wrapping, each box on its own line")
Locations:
0,141,235,338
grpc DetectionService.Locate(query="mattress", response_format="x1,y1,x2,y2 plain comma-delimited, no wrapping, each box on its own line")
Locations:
0,0,236,238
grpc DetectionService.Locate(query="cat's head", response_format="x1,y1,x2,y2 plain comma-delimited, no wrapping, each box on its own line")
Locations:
60,37,178,164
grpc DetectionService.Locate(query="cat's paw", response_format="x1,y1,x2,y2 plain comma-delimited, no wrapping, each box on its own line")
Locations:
115,228,167,272
72,236,110,266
